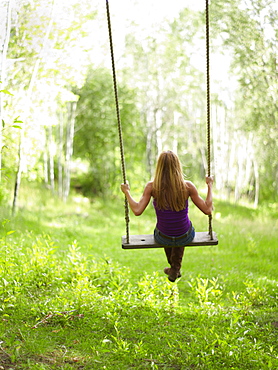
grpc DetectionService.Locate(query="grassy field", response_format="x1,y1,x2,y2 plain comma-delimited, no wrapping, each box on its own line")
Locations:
0,184,277,369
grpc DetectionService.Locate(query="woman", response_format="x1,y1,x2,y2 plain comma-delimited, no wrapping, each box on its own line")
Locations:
121,150,213,282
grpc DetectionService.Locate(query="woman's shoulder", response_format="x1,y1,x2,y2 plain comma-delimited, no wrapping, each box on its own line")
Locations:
184,180,197,194
185,180,194,188
144,181,153,192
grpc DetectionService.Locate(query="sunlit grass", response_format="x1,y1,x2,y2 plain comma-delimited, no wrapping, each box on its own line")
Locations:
0,183,277,369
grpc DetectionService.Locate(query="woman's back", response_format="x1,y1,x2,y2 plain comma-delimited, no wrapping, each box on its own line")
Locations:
153,199,191,236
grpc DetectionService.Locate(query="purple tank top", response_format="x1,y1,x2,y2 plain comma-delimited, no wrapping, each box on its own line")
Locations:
153,199,191,236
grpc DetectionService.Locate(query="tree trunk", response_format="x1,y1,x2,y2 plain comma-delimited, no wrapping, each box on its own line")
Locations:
48,124,55,193
57,111,64,198
154,109,163,155
12,137,24,216
12,0,56,214
63,102,76,201
172,111,180,154
43,127,49,185
145,108,155,177
0,0,12,182
253,155,259,208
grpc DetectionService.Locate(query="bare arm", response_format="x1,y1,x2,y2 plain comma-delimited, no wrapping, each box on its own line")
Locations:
187,176,213,215
120,181,153,216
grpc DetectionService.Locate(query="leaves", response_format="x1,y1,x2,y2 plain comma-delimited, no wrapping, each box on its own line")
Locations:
0,89,13,96
6,230,16,235
212,0,278,201
72,67,142,196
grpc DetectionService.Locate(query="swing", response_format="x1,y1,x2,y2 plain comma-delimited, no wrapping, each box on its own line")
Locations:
106,0,218,249
122,232,218,250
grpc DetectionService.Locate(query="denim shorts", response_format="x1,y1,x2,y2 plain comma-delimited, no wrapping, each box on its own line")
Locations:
154,225,195,247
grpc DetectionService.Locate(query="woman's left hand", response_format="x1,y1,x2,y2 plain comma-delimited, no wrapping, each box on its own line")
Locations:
206,176,214,186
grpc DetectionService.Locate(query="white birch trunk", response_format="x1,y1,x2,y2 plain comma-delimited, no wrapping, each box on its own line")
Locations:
12,0,56,214
145,108,155,177
48,124,55,193
253,158,259,208
57,112,64,198
0,0,12,182
155,109,163,154
63,102,76,201
43,129,49,185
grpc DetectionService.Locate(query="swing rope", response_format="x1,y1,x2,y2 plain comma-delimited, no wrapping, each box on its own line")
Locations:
205,0,213,240
106,0,130,243
106,0,214,242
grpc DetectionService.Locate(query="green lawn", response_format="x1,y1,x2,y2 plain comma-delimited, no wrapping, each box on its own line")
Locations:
0,186,277,369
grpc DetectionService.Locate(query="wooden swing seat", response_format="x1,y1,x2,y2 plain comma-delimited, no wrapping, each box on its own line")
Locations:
122,231,218,249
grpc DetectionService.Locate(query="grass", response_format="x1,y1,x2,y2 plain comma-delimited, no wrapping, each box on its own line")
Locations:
0,183,277,369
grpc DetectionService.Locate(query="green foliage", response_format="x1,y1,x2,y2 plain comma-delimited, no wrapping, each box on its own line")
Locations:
7,0,96,90
0,184,277,369
218,0,277,130
2,0,277,206
188,276,224,305
0,82,24,205
0,227,277,369
211,0,278,201
122,8,208,175
72,67,145,196
1,0,100,204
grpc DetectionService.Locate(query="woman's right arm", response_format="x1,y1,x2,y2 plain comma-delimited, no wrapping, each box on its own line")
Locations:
186,177,213,215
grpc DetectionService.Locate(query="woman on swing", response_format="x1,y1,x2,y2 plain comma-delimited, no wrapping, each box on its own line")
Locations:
121,150,213,282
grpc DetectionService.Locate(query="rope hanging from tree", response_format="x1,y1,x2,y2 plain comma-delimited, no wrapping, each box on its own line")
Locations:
205,0,213,240
106,0,130,243
106,0,216,247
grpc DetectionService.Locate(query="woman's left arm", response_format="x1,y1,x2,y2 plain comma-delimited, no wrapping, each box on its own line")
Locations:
121,181,153,216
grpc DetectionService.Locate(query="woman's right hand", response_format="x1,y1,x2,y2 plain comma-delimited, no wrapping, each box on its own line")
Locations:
206,176,214,186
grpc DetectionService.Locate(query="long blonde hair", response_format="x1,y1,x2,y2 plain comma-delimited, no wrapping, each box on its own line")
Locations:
152,151,189,211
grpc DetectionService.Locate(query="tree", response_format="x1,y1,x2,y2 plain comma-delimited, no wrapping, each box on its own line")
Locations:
211,0,278,202
12,0,57,215
72,67,143,196
122,8,209,177
0,0,12,181
2,0,98,211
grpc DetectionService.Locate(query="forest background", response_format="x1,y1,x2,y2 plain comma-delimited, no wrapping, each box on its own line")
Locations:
0,1,277,368
0,0,277,212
